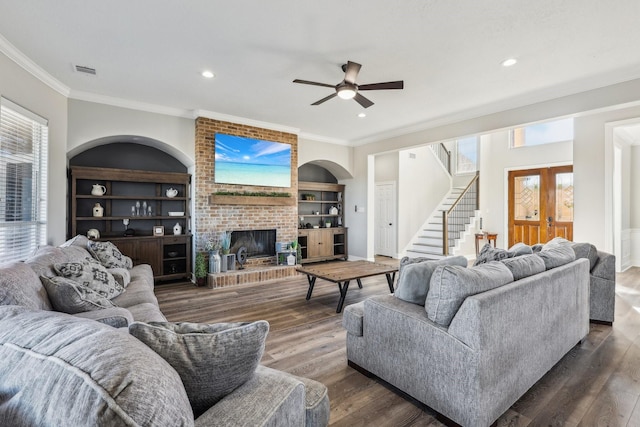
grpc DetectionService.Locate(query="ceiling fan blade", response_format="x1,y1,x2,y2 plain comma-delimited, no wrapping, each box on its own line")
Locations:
343,61,362,84
358,81,404,91
354,93,374,109
311,92,338,106
293,79,336,88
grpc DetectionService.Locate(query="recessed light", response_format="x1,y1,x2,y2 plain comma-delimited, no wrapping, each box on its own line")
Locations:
358,112,366,118
502,58,517,67
202,70,215,79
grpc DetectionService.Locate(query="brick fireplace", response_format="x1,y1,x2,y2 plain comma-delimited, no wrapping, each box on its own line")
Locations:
194,117,298,269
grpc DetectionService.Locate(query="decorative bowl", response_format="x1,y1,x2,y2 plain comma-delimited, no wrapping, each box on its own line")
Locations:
168,211,184,216
167,251,178,258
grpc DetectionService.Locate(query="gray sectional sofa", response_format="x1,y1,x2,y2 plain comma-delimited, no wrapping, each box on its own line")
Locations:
343,238,604,427
0,236,330,426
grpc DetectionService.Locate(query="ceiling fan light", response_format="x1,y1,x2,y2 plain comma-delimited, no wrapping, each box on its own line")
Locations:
337,86,356,100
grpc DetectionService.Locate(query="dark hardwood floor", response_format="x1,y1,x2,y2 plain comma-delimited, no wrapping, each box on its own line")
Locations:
155,262,640,426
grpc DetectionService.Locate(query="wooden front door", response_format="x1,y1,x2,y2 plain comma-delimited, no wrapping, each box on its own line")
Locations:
508,165,573,247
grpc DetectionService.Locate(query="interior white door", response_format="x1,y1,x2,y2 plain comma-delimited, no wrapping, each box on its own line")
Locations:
375,182,397,257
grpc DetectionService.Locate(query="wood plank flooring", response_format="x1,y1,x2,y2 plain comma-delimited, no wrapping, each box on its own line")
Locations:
155,262,640,426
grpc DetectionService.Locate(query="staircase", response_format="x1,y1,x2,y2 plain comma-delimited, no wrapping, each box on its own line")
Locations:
405,187,460,259
401,144,479,260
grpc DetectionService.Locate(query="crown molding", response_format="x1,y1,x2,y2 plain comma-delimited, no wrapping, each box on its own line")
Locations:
0,33,70,97
70,90,194,118
193,109,300,135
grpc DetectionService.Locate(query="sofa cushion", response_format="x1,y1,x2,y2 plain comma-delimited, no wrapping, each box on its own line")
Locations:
60,234,90,248
571,242,599,270
0,305,193,426
501,254,546,280
0,261,52,310
395,256,468,306
536,240,576,270
54,259,124,299
41,276,117,314
87,240,133,269
473,243,516,266
129,320,269,417
24,245,68,278
426,261,514,326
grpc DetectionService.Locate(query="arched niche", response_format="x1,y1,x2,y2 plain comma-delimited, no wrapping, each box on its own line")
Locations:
298,160,352,182
68,135,192,172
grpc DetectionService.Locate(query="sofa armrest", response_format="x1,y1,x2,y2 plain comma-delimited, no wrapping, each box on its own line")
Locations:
591,250,615,281
343,301,365,336
72,307,134,328
195,365,306,427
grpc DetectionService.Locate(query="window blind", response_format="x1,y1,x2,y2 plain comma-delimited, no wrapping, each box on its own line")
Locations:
0,97,48,263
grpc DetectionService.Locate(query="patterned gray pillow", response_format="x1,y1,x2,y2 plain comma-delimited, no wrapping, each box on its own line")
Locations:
54,259,124,299
41,276,117,313
473,243,515,266
87,241,133,269
107,267,131,288
129,320,269,417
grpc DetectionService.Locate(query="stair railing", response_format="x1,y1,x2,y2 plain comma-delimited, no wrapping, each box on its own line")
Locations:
442,172,479,255
431,143,452,174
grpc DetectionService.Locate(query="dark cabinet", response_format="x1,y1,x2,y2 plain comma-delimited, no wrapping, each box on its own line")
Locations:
69,166,192,281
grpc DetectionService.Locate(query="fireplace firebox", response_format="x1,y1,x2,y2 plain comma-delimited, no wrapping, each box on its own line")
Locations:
230,229,276,258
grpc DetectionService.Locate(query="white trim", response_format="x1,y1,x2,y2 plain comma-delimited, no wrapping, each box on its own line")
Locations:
0,34,70,97
193,109,300,135
621,228,632,271
298,132,349,146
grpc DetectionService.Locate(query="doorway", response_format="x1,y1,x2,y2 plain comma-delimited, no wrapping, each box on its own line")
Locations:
375,181,397,257
508,165,573,246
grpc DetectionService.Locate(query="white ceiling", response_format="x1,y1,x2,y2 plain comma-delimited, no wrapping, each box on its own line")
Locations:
1,0,640,144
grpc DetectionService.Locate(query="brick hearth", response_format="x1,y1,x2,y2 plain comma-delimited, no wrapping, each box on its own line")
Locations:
207,265,299,288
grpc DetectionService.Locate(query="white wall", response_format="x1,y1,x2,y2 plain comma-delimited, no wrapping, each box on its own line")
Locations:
298,136,353,179
374,152,398,182
348,78,640,260
398,146,450,251
0,51,68,245
67,99,195,166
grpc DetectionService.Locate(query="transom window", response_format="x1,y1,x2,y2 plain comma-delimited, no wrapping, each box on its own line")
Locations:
0,97,48,263
511,118,574,148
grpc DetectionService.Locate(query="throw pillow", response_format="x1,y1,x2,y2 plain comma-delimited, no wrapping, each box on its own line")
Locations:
395,256,468,306
501,254,546,280
508,242,534,257
473,243,515,266
536,239,576,270
87,241,133,269
571,242,599,270
54,259,124,299
426,261,514,326
41,276,117,313
129,320,269,417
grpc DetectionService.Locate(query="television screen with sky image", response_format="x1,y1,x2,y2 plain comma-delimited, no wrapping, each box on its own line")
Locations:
214,133,292,187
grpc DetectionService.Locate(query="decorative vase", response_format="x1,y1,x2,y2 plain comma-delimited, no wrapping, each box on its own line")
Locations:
220,252,228,272
287,252,296,266
173,222,182,235
209,251,221,274
92,203,104,217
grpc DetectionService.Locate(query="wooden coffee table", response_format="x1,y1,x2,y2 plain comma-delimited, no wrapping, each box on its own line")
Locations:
297,260,398,313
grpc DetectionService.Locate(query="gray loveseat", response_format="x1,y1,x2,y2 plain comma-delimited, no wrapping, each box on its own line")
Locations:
343,239,593,426
0,237,330,426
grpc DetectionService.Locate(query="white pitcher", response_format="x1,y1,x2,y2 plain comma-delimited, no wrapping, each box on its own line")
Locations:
91,184,106,196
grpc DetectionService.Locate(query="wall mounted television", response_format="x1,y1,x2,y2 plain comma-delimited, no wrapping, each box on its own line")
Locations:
214,133,292,188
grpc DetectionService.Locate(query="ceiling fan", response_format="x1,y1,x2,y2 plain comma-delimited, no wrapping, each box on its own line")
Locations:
293,61,404,109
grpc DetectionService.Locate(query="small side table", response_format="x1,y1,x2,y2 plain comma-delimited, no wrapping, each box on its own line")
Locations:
475,232,498,254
